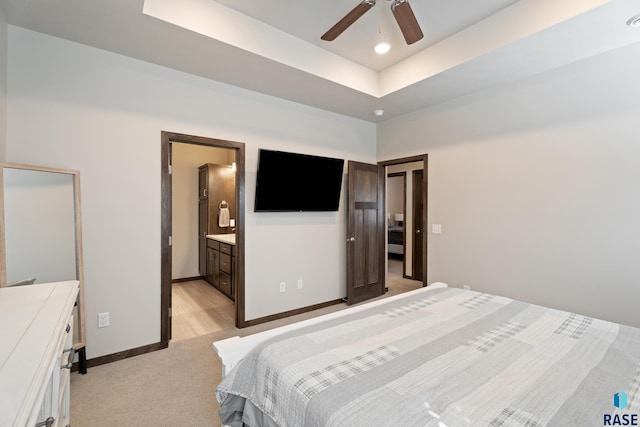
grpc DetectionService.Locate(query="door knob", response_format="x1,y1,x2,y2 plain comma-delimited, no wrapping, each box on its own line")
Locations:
416,230,421,234
347,237,355,242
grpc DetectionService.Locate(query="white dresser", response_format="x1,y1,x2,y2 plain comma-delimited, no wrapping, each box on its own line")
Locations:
0,281,79,427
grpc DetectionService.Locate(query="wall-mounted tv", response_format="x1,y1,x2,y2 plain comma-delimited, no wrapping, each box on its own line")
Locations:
254,149,345,212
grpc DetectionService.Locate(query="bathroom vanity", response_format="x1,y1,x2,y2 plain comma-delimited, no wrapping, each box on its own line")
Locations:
205,234,236,301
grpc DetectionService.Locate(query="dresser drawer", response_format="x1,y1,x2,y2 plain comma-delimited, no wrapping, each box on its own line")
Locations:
219,272,232,297
36,314,75,427
207,238,220,250
219,243,233,256
220,253,232,274
0,281,79,427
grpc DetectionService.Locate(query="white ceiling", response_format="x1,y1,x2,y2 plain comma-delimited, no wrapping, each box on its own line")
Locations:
1,0,640,122
213,0,522,72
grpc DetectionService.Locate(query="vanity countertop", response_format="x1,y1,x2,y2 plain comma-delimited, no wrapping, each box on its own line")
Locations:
207,234,235,246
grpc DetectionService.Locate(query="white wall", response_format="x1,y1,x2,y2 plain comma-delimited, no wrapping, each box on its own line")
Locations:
6,26,376,358
172,143,233,280
378,41,640,328
386,175,403,225
0,9,6,161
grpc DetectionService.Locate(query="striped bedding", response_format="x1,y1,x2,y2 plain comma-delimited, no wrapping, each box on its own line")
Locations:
215,286,640,426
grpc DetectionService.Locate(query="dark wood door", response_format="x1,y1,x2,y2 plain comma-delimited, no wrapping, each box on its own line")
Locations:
346,161,385,305
206,247,217,285
198,165,208,277
198,166,207,199
412,170,424,281
198,199,207,276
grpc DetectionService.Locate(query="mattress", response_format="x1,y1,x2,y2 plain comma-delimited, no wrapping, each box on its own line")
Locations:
215,286,640,426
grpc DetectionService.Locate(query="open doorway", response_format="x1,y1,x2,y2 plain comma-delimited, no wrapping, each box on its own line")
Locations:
171,143,236,341
380,155,428,294
160,132,246,347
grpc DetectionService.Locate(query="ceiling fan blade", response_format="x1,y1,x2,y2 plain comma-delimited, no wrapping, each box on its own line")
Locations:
391,0,423,45
321,0,376,41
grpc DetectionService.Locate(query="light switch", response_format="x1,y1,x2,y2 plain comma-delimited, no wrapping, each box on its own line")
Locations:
432,224,442,234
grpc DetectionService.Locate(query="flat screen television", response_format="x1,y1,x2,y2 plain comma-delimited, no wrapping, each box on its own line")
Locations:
254,149,345,212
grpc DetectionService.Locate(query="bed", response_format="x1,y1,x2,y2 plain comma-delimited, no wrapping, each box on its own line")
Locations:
214,284,640,426
387,225,404,255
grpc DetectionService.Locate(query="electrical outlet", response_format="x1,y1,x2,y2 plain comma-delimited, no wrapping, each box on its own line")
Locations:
98,312,110,328
297,279,303,290
279,282,286,293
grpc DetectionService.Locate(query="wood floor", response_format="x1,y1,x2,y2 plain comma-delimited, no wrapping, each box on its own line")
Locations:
171,280,235,341
171,255,422,342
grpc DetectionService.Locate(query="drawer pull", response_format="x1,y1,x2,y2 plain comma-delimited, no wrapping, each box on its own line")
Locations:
35,417,55,427
61,346,76,369
66,324,71,333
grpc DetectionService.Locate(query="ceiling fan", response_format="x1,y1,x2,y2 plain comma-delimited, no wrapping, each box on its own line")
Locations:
321,0,424,45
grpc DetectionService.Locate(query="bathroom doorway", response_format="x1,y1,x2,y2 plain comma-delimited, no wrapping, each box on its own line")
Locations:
160,132,246,346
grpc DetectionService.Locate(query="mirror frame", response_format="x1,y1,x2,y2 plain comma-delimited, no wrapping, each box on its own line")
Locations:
0,162,86,355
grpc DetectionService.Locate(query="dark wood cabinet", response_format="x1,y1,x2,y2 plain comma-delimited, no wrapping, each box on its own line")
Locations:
198,199,208,276
219,245,232,296
198,163,235,278
206,242,219,287
205,237,234,300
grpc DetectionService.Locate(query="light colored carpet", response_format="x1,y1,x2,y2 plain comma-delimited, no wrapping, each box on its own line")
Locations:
71,329,230,426
70,263,422,426
70,305,350,426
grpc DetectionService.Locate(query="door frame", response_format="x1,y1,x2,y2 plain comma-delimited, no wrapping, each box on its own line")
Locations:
411,169,424,281
379,154,428,287
160,131,246,346
386,171,408,279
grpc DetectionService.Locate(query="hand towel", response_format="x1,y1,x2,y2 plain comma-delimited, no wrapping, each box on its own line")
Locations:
219,206,230,227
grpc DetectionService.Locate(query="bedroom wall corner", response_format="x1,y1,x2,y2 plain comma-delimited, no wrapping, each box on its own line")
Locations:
377,41,640,328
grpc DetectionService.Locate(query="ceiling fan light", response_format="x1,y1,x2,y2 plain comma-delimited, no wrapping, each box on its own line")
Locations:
374,42,391,54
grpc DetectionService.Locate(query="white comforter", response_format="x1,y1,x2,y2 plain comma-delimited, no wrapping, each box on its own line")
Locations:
217,286,640,426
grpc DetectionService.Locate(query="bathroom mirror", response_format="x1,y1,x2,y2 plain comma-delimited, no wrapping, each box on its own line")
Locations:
0,162,87,373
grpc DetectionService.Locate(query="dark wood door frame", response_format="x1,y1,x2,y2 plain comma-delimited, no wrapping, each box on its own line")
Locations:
161,131,246,347
412,170,424,281
386,171,408,280
379,154,428,287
